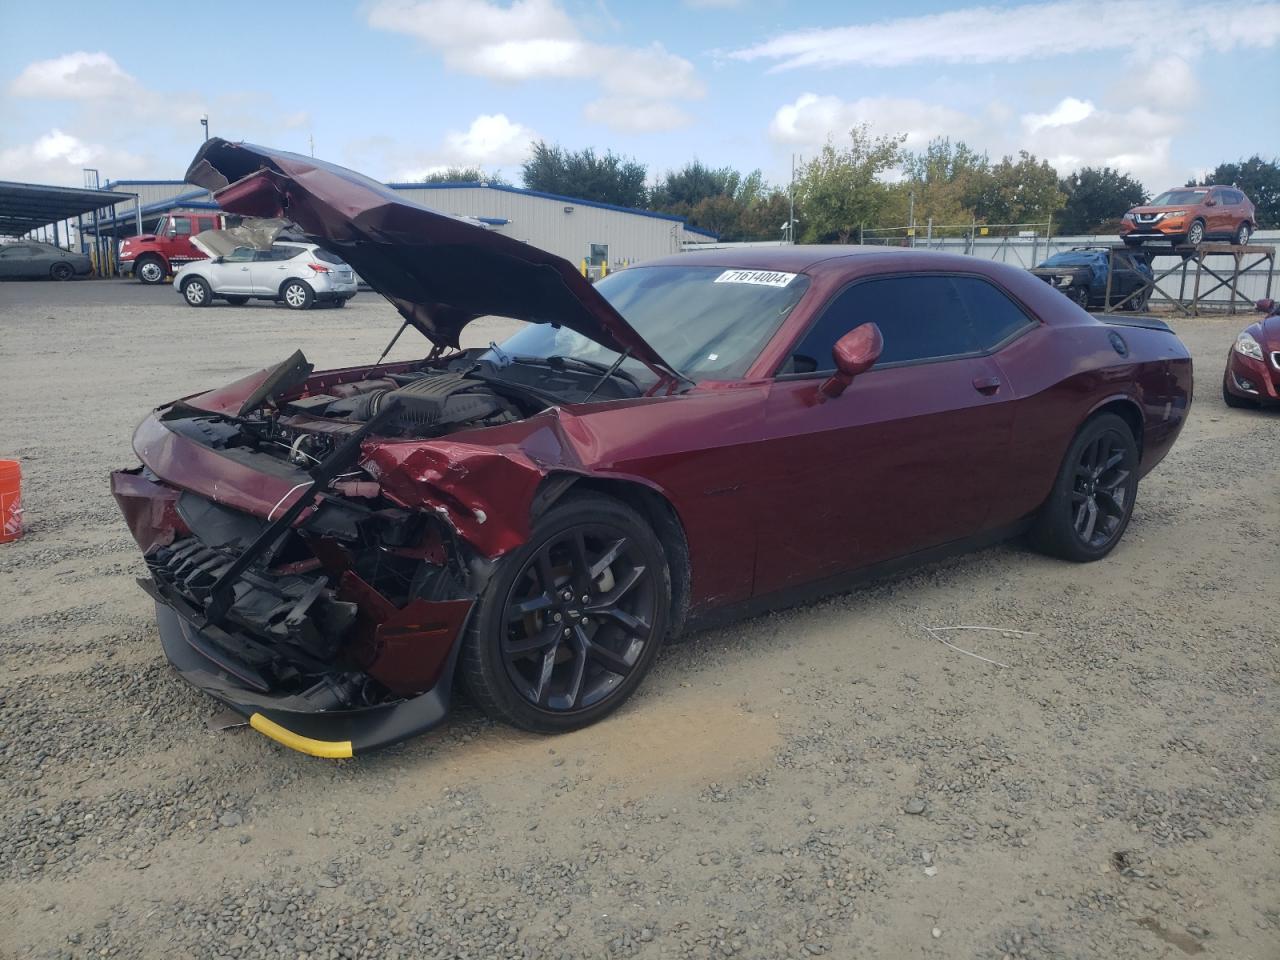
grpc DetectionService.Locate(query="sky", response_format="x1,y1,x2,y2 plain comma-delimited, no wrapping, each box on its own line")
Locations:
2,0,1278,197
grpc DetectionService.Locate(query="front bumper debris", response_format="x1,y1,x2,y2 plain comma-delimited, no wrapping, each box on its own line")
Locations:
146,579,468,757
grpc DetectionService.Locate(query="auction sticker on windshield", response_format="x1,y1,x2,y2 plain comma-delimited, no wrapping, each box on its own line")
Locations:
713,269,798,287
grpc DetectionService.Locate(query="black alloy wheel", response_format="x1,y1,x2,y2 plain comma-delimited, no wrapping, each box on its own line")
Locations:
1070,286,1091,310
461,494,669,732
50,261,73,281
1032,413,1138,562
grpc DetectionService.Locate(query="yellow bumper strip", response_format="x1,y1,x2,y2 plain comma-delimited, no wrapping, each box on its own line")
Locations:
249,713,353,759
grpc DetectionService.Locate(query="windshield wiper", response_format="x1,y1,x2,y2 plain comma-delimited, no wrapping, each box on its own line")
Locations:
512,354,639,387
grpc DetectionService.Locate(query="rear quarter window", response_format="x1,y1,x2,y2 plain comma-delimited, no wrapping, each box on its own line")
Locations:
313,248,347,265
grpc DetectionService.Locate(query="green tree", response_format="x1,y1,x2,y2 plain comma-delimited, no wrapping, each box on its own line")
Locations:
520,141,648,208
794,125,905,243
1056,167,1147,234
1189,155,1280,229
886,138,991,229
650,161,743,212
415,166,509,185
966,151,1066,228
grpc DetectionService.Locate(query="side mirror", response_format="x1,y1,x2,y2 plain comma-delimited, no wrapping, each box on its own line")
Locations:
820,323,883,400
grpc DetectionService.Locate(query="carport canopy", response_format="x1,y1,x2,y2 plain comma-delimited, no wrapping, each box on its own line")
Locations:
0,180,136,236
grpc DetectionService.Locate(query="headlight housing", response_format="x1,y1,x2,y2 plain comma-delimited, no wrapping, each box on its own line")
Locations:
1163,210,1186,219
1055,274,1075,287
1235,332,1265,361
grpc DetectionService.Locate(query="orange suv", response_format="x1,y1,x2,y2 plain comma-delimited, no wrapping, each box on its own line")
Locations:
1120,185,1256,248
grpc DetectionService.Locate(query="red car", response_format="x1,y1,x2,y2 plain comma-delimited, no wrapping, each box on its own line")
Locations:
112,140,1193,758
1223,298,1280,407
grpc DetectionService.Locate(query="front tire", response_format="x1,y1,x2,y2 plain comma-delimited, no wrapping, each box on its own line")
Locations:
281,279,314,310
1031,413,1139,562
460,493,670,733
181,276,211,307
1185,219,1205,247
49,262,73,281
1070,286,1091,310
136,257,166,285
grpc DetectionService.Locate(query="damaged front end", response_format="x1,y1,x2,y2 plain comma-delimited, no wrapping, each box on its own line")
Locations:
110,351,560,757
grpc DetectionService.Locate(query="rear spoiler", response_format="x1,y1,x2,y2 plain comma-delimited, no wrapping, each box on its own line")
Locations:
1101,315,1173,333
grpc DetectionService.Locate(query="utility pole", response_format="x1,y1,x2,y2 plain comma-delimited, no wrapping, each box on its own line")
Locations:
309,133,315,158
787,153,794,243
200,114,209,141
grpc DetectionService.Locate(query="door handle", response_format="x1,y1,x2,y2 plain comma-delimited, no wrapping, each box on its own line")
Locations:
972,375,1001,395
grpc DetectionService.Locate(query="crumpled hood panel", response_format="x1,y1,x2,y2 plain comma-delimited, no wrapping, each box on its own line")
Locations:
184,139,675,381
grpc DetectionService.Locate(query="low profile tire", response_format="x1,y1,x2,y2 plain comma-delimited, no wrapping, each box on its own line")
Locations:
49,262,73,281
136,257,166,284
1235,222,1252,246
1186,220,1205,247
1031,413,1139,562
181,276,211,307
460,493,670,733
224,295,250,305
281,279,314,310
1222,377,1255,409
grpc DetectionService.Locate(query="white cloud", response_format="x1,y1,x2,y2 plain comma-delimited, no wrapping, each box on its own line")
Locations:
367,0,703,131
730,0,1280,70
584,98,693,132
443,113,537,166
770,93,980,151
768,90,1188,189
9,52,139,100
0,129,147,185
1022,97,1094,134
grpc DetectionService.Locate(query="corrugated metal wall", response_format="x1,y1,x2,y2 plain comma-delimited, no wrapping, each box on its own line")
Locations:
390,186,689,266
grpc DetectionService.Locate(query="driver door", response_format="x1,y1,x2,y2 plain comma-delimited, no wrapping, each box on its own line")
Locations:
752,273,1028,596
210,246,256,294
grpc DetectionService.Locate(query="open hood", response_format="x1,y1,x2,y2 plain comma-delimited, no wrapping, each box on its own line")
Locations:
185,139,678,382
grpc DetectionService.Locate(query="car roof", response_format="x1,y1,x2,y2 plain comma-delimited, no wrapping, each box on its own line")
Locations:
644,244,1022,281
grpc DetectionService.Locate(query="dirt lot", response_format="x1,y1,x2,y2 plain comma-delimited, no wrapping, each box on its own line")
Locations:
1,279,1276,960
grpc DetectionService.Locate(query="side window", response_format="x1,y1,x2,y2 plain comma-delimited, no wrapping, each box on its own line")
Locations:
1228,190,1245,205
223,246,255,263
786,275,972,372
170,216,192,235
950,276,1035,351
196,217,216,233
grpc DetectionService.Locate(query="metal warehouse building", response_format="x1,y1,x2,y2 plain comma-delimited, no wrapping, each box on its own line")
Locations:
100,178,715,269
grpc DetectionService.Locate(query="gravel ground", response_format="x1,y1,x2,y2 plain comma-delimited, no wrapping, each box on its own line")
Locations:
1,278,1277,960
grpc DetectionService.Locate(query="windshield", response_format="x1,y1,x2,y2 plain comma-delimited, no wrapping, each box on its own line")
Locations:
483,265,811,384
1041,252,1101,267
1150,189,1207,206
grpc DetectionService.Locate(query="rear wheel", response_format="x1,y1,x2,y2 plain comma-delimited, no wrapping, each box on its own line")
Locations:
460,493,670,733
136,256,166,284
224,295,250,305
181,276,211,307
49,261,73,281
1031,413,1139,562
1235,222,1252,246
281,279,314,310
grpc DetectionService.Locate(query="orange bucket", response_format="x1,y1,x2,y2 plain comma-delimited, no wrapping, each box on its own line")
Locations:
0,459,22,543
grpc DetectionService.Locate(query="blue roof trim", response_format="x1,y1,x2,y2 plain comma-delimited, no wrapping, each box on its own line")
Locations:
97,178,721,239
85,189,219,231
476,216,510,226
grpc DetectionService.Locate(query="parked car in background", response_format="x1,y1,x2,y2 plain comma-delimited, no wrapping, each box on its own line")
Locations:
1223,298,1280,408
111,138,1194,757
0,240,92,280
1120,185,1256,248
1030,247,1153,311
172,240,357,309
120,212,229,284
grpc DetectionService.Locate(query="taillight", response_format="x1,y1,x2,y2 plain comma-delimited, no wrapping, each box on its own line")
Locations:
307,263,330,273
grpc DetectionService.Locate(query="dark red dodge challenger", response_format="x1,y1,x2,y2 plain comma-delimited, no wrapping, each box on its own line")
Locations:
112,140,1193,757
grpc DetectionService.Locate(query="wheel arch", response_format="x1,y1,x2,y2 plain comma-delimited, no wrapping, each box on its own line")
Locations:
1084,394,1144,455
532,472,692,639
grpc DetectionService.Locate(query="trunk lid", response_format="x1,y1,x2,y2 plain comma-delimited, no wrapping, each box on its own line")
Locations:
184,138,680,384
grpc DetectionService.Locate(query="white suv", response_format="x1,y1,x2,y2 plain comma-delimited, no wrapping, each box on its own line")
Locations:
173,242,358,309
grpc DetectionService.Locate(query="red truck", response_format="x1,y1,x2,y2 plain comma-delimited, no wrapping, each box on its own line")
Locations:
119,211,229,284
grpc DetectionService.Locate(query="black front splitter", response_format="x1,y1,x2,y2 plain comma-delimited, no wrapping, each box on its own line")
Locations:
145,580,463,757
